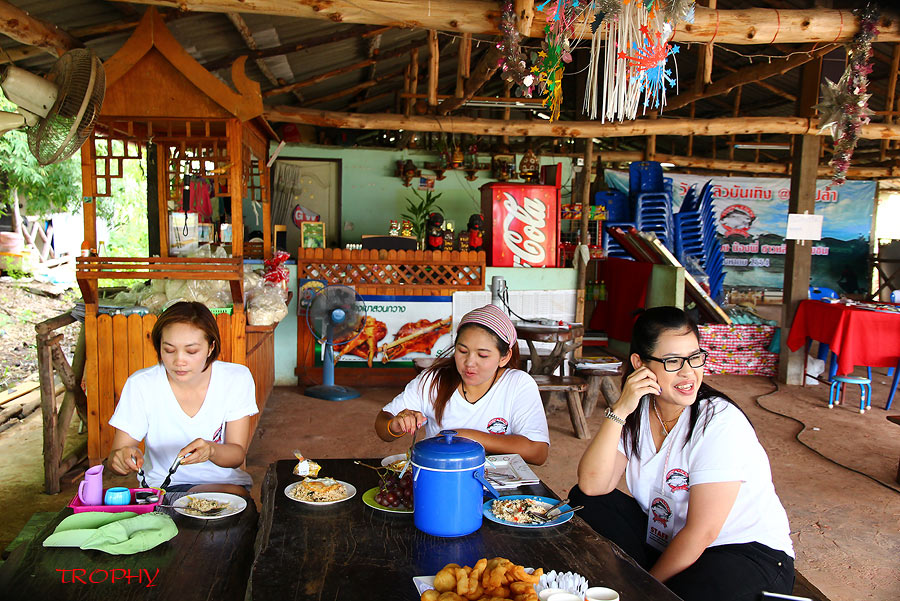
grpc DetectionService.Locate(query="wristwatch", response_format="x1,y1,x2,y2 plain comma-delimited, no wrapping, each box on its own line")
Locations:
604,407,626,426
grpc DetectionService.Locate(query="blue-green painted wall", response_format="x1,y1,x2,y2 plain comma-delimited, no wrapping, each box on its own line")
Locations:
274,143,574,244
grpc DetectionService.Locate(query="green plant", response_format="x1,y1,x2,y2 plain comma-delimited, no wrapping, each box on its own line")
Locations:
401,189,443,244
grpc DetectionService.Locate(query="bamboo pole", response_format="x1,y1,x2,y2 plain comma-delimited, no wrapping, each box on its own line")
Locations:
575,140,593,360
427,30,439,108
264,107,900,141
881,44,900,161
113,2,900,44
455,33,471,98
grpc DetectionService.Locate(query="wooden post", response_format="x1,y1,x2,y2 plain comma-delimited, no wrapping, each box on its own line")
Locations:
38,333,60,493
729,86,743,161
881,44,900,161
779,58,822,385
156,143,169,257
427,30,439,109
575,139,594,360
455,32,471,98
407,47,419,116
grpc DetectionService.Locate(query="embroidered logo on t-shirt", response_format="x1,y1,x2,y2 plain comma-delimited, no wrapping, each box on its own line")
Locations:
486,417,509,434
212,424,224,444
665,468,689,492
650,497,672,527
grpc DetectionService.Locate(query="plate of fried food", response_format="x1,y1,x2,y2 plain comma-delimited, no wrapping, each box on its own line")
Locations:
483,496,574,529
415,557,542,601
381,453,409,472
172,492,247,520
284,477,356,505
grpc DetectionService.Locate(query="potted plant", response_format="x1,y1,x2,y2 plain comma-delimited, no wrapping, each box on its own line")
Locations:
402,188,443,248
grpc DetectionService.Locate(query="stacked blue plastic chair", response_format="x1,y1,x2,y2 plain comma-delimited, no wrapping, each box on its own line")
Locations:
629,161,664,197
636,192,674,252
602,221,636,259
675,180,725,300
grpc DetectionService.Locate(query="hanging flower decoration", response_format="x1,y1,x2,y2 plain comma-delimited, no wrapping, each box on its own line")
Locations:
816,2,879,188
532,0,579,121
497,1,535,97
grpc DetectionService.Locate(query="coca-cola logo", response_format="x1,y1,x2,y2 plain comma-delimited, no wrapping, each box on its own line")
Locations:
501,192,547,265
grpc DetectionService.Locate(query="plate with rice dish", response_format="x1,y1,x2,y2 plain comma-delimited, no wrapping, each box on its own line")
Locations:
285,477,356,505
483,495,574,528
172,492,247,520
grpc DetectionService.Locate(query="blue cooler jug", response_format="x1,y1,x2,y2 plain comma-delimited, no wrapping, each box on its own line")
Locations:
411,430,500,537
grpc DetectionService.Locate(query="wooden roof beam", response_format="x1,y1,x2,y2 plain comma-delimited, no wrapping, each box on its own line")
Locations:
0,0,81,57
717,62,797,103
112,2,900,44
438,40,502,115
263,39,427,98
264,106,900,140
666,43,837,112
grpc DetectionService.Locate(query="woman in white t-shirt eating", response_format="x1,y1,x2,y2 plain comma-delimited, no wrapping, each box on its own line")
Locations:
107,302,258,498
375,304,549,465
573,306,794,601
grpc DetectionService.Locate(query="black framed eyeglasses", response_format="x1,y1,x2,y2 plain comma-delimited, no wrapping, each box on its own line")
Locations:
645,350,708,372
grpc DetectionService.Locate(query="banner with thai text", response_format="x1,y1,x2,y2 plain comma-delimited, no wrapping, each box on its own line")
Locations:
605,171,875,293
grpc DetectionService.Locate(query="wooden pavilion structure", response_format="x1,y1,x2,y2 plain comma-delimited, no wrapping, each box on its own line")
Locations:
72,8,275,466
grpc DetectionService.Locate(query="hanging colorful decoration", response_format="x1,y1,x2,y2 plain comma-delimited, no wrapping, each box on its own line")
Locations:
815,2,879,188
532,0,580,121
584,0,686,122
498,1,535,97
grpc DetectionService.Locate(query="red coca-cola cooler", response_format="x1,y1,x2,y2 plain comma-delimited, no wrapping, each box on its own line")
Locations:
480,182,560,267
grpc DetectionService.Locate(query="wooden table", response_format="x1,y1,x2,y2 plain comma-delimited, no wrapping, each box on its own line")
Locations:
249,459,681,601
515,322,585,376
0,500,258,601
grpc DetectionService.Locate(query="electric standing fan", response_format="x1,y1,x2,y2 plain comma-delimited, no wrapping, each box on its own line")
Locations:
0,48,105,165
305,284,367,401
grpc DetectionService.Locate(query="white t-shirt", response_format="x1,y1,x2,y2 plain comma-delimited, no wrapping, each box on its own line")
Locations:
618,396,794,558
382,368,550,445
109,361,259,488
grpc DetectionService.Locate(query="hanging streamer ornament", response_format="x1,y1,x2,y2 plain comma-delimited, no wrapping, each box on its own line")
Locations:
816,2,879,188
661,0,695,27
497,1,535,97
532,0,579,121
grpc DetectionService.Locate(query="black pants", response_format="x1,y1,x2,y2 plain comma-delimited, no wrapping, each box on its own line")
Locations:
570,485,795,601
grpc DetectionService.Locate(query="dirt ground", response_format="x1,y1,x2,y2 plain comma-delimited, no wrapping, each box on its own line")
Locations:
0,278,80,391
2,370,898,600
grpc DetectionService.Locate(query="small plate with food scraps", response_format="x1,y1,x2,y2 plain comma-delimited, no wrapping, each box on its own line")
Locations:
284,477,357,505
381,454,409,472
483,495,574,528
172,492,247,520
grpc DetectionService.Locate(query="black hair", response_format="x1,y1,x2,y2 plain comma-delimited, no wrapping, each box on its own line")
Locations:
621,306,750,460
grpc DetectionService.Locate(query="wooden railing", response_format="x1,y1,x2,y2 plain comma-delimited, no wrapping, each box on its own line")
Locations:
76,256,244,305
296,248,486,296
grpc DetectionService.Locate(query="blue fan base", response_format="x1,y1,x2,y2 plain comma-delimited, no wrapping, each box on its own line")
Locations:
304,384,360,401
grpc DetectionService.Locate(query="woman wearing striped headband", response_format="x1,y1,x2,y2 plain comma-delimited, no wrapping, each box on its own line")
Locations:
375,304,549,465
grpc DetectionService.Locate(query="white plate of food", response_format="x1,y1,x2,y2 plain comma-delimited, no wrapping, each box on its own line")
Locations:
381,454,409,472
172,492,247,520
483,496,574,528
284,478,357,505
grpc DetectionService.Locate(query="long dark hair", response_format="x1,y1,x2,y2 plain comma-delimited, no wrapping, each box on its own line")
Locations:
621,306,749,460
423,322,521,426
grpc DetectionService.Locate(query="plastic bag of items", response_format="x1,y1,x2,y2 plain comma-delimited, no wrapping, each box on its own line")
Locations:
263,251,291,303
247,282,289,326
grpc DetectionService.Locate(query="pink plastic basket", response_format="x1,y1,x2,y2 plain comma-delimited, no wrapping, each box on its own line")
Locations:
68,487,164,514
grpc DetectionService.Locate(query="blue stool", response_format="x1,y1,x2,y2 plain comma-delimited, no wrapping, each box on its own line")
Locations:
828,375,872,413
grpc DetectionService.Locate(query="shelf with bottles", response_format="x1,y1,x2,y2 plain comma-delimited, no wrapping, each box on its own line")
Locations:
560,220,601,248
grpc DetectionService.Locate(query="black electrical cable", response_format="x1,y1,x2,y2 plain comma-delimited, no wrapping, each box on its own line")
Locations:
753,377,900,495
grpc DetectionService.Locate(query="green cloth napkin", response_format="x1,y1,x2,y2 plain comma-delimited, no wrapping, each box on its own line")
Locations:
43,512,177,555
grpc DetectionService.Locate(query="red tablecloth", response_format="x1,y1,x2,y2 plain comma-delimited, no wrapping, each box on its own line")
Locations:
786,299,900,375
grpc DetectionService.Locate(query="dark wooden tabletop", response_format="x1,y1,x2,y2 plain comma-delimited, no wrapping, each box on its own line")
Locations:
250,458,681,601
515,323,585,343
0,498,258,601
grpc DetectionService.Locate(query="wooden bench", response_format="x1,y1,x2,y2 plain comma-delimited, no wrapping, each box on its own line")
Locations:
532,374,590,439
569,362,623,418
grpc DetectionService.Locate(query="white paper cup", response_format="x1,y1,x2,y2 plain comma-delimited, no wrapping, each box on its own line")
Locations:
546,594,582,601
585,586,620,601
538,589,568,601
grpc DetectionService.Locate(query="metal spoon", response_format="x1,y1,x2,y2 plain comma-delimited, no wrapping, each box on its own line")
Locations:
539,497,570,517
398,426,419,479
529,505,584,522
156,503,228,516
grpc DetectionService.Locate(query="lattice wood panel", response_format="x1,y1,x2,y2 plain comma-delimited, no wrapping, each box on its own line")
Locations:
296,249,485,295
163,139,230,208
92,134,143,198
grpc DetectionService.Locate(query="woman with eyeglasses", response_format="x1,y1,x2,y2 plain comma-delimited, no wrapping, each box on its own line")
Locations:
572,307,794,601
